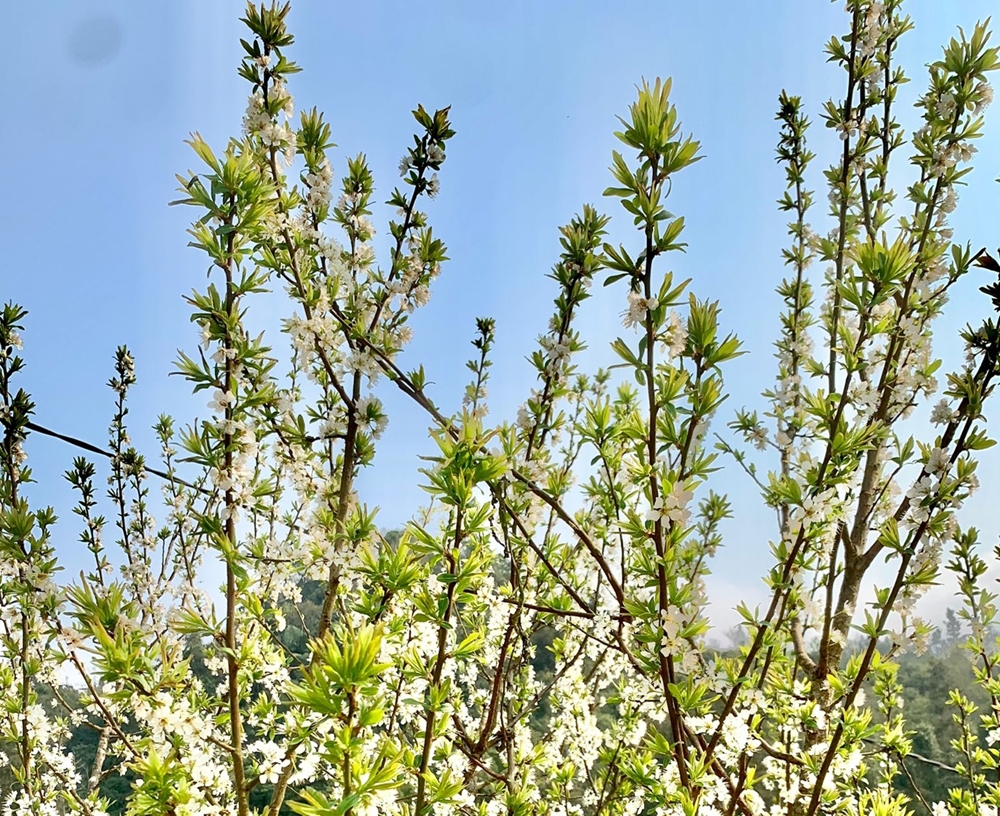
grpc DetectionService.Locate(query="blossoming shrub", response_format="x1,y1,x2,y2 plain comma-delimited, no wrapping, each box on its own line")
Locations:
3,2,1000,815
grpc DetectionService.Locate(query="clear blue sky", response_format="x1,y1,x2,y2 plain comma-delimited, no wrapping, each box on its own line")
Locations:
4,1,1000,630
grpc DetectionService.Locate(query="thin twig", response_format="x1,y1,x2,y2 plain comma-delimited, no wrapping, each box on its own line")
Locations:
26,420,209,494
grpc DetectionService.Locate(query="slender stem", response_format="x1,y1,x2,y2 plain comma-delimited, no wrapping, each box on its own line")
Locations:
220,198,249,816
828,5,863,394
414,509,462,816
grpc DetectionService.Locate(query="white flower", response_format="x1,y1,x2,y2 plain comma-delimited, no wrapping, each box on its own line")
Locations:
661,310,687,358
930,399,955,426
974,82,994,116
926,447,949,474
837,117,858,140
516,404,533,431
906,475,934,504
646,481,694,527
940,186,958,214
623,290,658,329
208,389,235,413
355,395,388,439
427,143,445,163
426,173,440,198
251,740,289,785
935,92,957,119
957,142,977,163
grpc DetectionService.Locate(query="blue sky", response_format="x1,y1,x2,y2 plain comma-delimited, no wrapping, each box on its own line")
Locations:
4,1,1000,631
